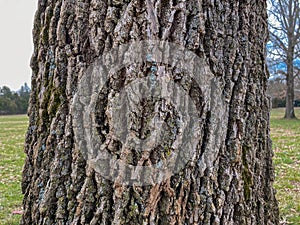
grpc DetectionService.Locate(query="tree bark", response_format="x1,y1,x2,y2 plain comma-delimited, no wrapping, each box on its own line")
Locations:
22,0,279,224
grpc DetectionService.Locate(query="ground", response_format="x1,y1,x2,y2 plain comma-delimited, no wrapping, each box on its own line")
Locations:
0,115,27,225
270,108,300,224
0,109,299,224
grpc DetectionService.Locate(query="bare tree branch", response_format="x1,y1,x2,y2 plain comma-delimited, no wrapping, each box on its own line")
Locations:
268,0,300,118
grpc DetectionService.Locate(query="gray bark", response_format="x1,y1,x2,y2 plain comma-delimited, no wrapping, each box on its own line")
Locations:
22,0,279,224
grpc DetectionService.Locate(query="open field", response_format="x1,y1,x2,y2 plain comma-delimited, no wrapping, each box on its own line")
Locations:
0,115,28,225
270,108,300,224
0,109,299,224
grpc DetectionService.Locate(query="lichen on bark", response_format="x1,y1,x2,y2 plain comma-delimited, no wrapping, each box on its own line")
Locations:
22,0,279,224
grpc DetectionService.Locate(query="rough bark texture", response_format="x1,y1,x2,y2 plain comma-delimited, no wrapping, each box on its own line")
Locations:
22,0,279,224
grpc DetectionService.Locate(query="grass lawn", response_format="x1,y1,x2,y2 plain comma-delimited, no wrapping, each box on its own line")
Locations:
270,108,300,224
0,115,28,225
0,109,299,224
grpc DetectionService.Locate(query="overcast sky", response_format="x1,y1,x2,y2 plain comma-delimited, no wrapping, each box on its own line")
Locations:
0,0,37,91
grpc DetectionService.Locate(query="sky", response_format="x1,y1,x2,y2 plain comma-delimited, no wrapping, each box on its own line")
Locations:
0,0,37,91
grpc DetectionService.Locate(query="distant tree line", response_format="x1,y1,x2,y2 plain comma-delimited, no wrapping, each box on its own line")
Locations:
0,83,30,115
268,78,300,108
271,98,300,108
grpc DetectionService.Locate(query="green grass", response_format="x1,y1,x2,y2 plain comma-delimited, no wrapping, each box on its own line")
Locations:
270,108,300,225
0,110,299,224
0,115,28,225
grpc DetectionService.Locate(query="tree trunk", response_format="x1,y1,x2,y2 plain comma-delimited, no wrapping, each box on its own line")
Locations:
22,0,279,224
284,50,296,119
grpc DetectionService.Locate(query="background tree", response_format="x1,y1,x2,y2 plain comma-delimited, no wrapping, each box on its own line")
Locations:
17,83,31,114
0,84,31,115
22,1,278,224
268,0,300,118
